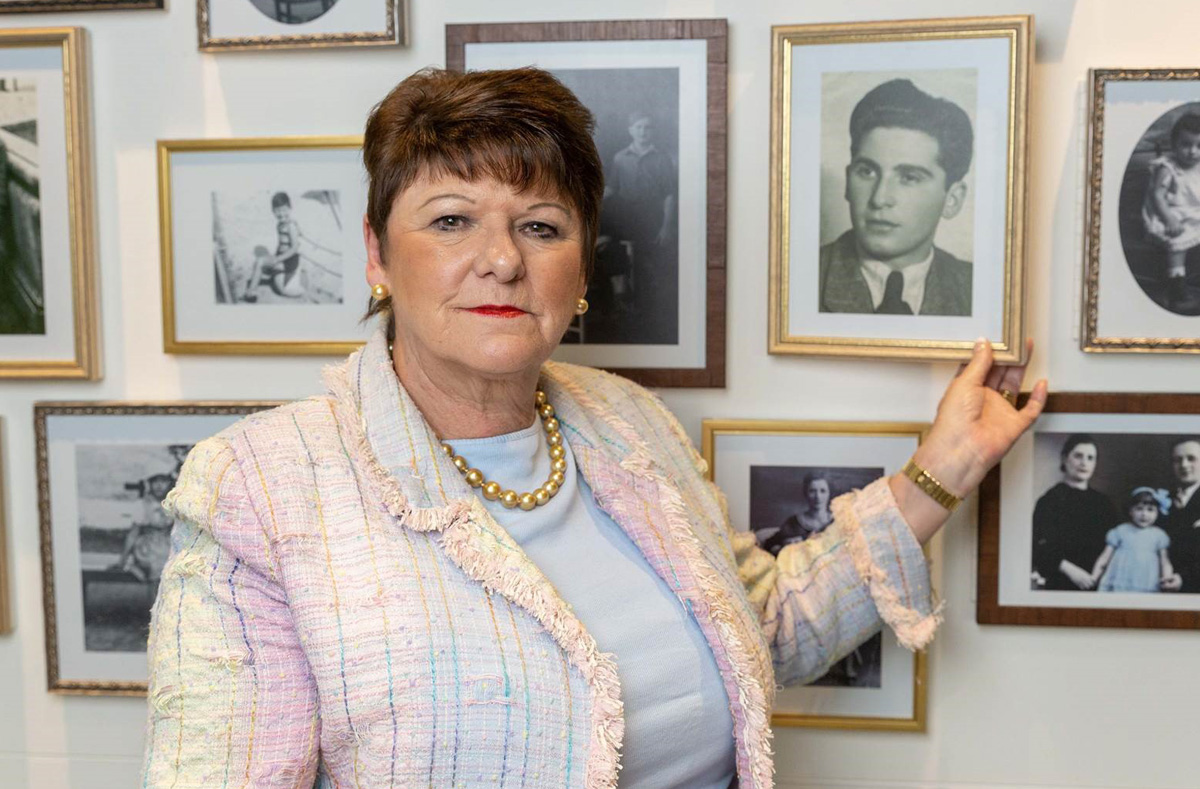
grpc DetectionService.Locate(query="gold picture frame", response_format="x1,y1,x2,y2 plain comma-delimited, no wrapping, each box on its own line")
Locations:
197,0,405,52
36,400,281,695
702,418,931,731
768,16,1031,362
0,28,99,380
1082,69,1200,353
158,135,369,355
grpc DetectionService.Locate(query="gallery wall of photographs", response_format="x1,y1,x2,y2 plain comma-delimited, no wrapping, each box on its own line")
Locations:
1,1,1199,787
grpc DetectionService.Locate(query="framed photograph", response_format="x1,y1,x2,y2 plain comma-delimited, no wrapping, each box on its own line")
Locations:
0,28,99,380
158,136,372,355
447,19,727,388
768,16,1031,362
1082,70,1200,353
0,0,159,11
198,0,405,52
35,401,280,694
978,393,1200,630
0,417,11,635
703,419,930,731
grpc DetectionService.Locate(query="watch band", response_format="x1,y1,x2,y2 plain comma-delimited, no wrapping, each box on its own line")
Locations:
901,458,962,512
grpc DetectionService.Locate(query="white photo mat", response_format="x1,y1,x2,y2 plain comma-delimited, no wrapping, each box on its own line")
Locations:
786,36,1012,344
462,39,709,371
711,429,923,723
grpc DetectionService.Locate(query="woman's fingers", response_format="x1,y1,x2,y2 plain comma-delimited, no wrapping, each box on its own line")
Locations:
958,337,995,385
978,338,1036,397
1017,378,1049,426
995,361,1026,396
985,363,1007,391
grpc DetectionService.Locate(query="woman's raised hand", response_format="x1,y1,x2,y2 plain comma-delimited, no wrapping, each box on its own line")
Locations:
914,337,1047,496
891,338,1047,544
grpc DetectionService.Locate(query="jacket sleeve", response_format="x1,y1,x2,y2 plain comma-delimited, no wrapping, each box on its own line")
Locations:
732,477,941,686
141,437,321,789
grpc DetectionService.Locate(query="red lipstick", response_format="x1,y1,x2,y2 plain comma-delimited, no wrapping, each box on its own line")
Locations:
468,305,527,318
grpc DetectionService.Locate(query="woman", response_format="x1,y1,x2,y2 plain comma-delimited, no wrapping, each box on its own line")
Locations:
141,68,1046,789
1031,434,1120,591
760,472,834,556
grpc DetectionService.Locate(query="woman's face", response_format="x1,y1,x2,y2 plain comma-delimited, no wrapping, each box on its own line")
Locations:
806,478,831,510
365,173,586,380
1062,443,1097,485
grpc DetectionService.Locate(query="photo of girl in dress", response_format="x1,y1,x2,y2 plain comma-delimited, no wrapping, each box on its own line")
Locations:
1089,487,1182,593
750,464,884,688
1118,102,1200,315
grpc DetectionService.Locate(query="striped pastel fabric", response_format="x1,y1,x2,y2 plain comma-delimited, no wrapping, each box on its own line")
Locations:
141,323,940,789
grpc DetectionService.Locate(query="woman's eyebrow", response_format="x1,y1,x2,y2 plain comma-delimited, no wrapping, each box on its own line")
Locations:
419,193,475,209
527,201,572,215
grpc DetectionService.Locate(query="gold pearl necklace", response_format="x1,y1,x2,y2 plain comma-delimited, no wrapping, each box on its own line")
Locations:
441,389,567,511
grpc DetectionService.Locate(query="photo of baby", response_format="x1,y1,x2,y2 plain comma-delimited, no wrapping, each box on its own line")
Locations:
1117,101,1200,315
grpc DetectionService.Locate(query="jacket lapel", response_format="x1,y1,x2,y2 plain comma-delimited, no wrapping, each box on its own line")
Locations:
542,366,776,789
324,326,774,789
323,326,624,789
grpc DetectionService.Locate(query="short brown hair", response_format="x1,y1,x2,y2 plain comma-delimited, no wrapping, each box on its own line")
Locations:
362,67,604,318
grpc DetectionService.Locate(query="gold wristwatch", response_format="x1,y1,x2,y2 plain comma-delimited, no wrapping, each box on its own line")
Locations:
901,458,962,512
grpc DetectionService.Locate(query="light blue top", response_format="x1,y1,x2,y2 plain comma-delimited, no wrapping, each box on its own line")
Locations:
448,419,737,789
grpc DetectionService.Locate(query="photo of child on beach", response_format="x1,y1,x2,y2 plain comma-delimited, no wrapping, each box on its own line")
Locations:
211,187,345,306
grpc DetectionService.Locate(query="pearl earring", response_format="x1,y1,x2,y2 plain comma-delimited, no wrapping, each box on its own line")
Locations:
575,297,589,315
371,283,390,300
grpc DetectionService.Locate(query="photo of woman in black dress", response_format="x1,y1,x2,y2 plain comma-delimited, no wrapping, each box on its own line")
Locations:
1031,434,1121,590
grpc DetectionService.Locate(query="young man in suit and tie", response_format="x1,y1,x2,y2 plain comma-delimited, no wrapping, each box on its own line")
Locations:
1166,439,1200,593
819,78,974,316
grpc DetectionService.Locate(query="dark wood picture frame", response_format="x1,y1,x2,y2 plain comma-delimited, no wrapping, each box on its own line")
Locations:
978,392,1200,630
446,19,728,388
35,401,280,695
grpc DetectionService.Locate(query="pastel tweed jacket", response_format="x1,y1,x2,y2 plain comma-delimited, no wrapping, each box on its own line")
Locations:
141,325,941,789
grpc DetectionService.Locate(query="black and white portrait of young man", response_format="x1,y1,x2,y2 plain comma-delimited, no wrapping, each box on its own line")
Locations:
819,72,976,317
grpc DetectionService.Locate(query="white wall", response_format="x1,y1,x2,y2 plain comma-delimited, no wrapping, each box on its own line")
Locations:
2,0,1198,786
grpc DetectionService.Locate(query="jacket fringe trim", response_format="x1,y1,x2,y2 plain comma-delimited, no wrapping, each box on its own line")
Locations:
323,360,626,789
621,449,775,789
831,484,944,651
439,500,626,789
545,365,774,789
